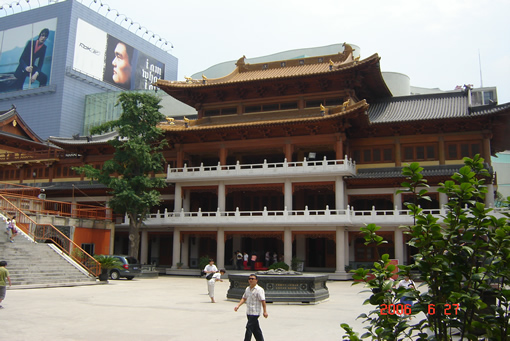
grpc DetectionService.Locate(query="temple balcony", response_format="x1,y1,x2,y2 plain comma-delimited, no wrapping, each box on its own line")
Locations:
120,205,510,228
166,156,356,183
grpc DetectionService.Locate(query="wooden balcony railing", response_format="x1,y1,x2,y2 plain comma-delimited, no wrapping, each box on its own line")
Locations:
0,182,112,221
0,149,64,163
0,194,101,277
0,182,40,198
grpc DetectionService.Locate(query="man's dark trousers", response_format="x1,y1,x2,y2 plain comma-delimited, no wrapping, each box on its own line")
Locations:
245,315,264,341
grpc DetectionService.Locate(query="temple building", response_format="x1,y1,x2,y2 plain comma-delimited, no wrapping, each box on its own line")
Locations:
2,44,510,279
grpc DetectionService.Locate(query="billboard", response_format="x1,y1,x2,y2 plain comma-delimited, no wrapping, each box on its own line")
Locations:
0,18,57,93
73,19,165,91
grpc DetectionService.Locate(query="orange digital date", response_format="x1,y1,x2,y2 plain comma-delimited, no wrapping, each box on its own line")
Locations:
428,303,460,315
379,304,412,315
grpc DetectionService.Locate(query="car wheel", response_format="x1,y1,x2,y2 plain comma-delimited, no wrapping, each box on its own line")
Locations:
110,270,120,280
126,276,134,280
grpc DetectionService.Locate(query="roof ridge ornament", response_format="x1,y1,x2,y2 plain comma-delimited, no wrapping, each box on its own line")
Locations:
332,43,356,68
235,55,248,71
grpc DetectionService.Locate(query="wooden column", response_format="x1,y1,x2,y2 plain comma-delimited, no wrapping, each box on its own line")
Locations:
482,133,492,165
438,136,445,165
395,137,401,167
335,133,345,159
176,147,184,168
219,146,227,166
284,142,293,162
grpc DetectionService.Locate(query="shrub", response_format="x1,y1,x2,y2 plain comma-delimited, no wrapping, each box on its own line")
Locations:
268,261,289,271
342,155,510,340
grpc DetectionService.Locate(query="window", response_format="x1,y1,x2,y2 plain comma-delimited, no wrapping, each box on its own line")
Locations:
352,146,394,164
446,141,482,160
204,109,220,116
81,243,95,256
402,144,437,162
262,104,278,111
305,100,323,108
280,102,298,110
243,102,298,113
305,97,343,108
204,107,237,117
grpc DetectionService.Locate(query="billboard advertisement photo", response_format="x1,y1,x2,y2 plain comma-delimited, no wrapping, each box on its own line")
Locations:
74,19,165,91
0,18,57,93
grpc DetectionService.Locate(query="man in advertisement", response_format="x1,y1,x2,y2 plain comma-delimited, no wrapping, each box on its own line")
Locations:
13,28,49,90
112,41,133,86
104,36,134,90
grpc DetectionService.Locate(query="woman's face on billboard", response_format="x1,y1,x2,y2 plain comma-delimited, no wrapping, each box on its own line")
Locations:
112,42,131,85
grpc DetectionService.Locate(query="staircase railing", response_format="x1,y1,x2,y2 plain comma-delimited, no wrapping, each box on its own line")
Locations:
0,194,101,277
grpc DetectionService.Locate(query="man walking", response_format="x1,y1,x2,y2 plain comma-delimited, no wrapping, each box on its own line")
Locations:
0,260,12,308
234,274,268,341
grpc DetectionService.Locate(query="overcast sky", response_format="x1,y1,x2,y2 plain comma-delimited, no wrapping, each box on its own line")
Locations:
87,0,508,103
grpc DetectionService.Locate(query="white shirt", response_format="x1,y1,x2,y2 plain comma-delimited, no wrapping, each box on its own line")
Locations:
397,279,415,289
209,272,221,283
204,264,218,274
242,284,266,316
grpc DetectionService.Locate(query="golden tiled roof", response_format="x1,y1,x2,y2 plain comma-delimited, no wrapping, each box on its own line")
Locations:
156,51,378,89
158,100,368,131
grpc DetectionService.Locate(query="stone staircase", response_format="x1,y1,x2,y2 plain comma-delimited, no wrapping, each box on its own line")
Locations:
0,226,97,288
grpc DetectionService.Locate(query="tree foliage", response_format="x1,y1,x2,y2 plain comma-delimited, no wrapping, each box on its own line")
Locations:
343,155,510,340
74,92,167,258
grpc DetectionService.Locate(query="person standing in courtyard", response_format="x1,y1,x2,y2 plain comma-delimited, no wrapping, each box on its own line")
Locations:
234,274,268,341
243,252,249,269
208,269,225,303
0,260,12,308
204,258,218,277
397,274,415,311
264,251,270,268
203,258,218,292
236,251,243,270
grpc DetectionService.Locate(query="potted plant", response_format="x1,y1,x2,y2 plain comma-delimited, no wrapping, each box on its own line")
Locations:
94,255,123,282
177,262,183,269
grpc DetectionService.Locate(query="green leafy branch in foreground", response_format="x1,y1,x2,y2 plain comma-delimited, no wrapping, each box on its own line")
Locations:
342,155,510,341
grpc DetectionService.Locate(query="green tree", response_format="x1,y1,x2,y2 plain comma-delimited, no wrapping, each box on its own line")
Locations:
74,92,167,258
343,155,510,340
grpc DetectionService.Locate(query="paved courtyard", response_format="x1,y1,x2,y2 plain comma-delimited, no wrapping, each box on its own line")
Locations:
3,275,374,341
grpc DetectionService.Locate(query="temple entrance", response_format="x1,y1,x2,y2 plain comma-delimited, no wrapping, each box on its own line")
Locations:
227,232,284,270
305,237,336,268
